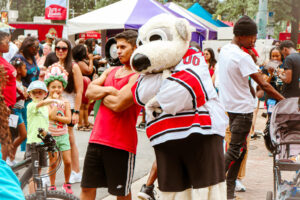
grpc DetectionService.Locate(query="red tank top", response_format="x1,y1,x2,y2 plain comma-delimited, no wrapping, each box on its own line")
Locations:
89,67,141,154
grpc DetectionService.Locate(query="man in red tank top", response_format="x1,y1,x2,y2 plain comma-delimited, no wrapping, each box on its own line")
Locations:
80,30,140,200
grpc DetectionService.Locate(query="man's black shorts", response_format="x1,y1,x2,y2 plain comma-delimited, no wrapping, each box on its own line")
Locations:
81,143,136,196
154,133,225,192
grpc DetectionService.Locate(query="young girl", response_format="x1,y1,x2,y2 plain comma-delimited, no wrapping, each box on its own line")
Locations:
8,58,28,165
44,64,73,194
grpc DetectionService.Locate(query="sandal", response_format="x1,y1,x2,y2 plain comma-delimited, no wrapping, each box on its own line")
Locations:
77,126,87,131
85,123,94,129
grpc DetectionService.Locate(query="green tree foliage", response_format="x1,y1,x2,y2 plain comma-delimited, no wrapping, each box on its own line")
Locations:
214,0,258,21
215,0,300,45
3,0,44,22
163,0,219,14
2,0,218,21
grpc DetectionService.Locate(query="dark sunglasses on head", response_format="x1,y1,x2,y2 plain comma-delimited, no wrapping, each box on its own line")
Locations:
55,46,68,52
10,58,22,66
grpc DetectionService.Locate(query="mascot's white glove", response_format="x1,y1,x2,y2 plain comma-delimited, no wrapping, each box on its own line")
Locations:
145,96,162,121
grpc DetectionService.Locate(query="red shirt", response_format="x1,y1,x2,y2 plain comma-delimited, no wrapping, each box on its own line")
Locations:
0,57,16,107
89,67,141,154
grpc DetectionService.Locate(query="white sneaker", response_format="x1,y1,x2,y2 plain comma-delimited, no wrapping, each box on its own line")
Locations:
6,158,17,166
235,179,246,192
69,171,82,184
42,176,50,187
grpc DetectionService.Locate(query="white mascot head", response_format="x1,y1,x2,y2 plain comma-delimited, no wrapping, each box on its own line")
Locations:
130,14,194,74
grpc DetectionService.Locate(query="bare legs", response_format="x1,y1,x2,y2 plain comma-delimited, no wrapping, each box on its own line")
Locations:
48,150,72,186
80,188,132,200
11,123,27,160
146,161,157,186
78,103,91,129
68,126,80,173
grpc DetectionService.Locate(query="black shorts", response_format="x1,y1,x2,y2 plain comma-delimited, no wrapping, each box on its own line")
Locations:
67,109,75,127
81,143,136,196
154,133,225,192
25,144,48,167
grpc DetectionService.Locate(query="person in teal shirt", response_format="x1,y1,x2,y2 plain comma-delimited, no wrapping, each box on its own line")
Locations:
0,144,25,200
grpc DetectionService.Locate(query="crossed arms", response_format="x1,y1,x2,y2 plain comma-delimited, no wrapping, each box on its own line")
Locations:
86,68,139,112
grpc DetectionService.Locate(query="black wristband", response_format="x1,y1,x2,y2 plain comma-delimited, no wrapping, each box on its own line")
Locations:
73,110,80,114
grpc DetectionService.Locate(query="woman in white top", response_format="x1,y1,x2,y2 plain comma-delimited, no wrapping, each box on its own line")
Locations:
53,39,83,182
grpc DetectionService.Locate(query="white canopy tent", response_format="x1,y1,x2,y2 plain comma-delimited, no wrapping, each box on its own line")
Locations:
67,0,136,35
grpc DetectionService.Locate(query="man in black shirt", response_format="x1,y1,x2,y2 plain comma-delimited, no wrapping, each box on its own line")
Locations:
279,40,300,98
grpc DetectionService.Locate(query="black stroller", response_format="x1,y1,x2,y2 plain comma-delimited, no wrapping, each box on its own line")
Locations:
266,97,300,200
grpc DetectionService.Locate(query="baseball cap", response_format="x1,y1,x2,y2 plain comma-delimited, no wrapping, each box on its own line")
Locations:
27,80,48,93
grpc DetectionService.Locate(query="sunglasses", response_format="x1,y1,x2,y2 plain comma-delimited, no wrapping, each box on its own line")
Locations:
55,46,68,52
10,58,22,65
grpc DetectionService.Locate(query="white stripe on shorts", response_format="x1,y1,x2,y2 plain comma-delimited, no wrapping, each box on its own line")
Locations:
125,152,135,196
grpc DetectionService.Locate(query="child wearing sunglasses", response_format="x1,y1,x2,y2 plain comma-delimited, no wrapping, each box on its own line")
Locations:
7,58,28,166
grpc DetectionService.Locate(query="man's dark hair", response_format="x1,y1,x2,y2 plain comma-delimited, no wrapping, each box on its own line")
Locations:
0,31,9,43
115,30,138,47
279,40,295,50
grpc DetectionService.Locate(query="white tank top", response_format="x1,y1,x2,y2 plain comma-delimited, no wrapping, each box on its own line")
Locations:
62,91,76,109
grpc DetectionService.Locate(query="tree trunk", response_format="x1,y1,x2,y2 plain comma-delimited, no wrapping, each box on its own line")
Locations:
290,0,299,48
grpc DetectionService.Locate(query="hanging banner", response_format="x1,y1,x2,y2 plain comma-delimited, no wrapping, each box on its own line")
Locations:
45,0,67,20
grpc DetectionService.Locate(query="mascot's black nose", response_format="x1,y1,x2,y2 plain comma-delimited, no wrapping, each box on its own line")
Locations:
132,53,151,72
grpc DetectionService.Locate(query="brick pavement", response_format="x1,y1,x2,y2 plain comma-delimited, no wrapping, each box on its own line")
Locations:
236,108,273,200
105,108,276,200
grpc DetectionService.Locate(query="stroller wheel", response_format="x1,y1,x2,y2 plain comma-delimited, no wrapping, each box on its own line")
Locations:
266,191,273,200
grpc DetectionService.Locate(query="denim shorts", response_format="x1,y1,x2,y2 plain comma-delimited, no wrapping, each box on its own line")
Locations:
12,108,25,125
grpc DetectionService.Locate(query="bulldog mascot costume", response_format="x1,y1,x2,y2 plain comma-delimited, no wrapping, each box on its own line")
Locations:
131,14,228,200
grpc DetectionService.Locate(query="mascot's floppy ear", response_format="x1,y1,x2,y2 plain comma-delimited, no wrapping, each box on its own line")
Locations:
175,18,194,41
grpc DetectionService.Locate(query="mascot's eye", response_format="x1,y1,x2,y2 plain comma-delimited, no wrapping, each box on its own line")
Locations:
149,34,162,41
138,40,143,46
146,29,168,42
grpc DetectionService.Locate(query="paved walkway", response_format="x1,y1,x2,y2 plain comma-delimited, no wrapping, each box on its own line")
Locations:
104,108,276,200
18,107,276,200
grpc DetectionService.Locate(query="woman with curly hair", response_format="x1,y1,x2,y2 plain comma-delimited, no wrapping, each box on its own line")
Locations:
0,31,17,162
0,64,25,200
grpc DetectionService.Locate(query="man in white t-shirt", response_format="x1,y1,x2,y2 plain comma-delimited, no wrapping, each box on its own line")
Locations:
218,15,284,200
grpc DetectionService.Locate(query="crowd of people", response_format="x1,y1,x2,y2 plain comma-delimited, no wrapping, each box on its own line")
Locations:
0,14,299,200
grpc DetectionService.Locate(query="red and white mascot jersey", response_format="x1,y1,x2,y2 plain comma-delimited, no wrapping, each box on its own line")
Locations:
132,48,228,199
132,48,228,146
